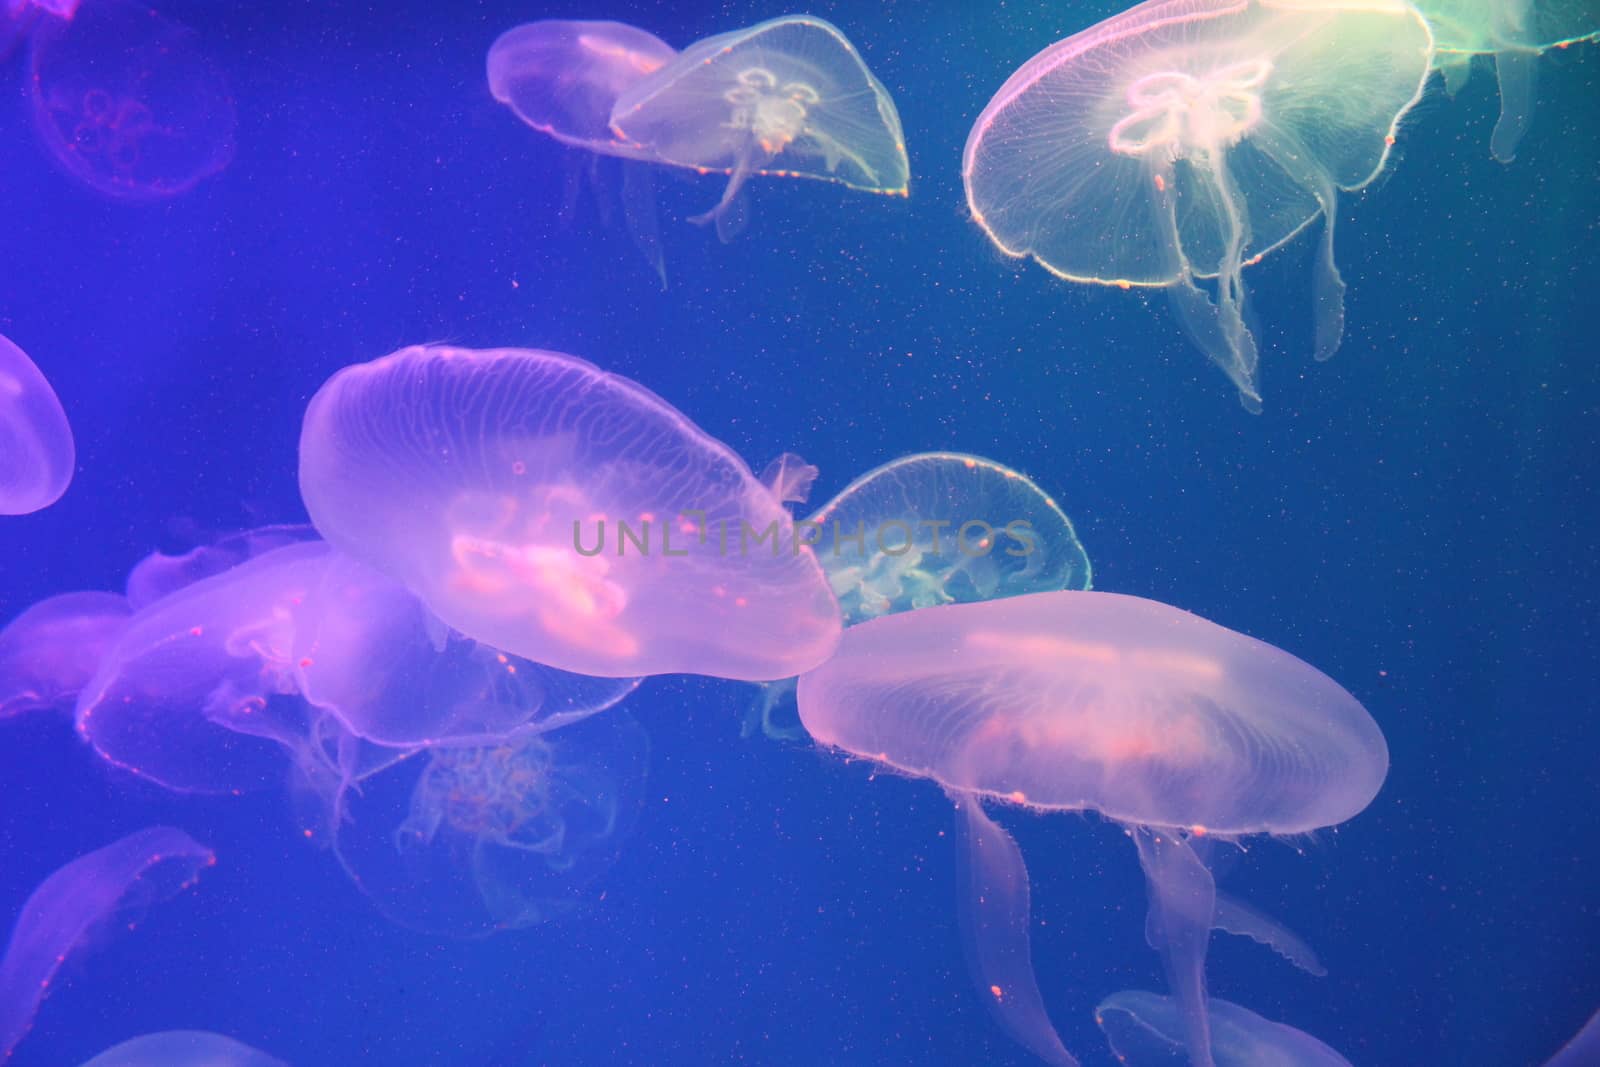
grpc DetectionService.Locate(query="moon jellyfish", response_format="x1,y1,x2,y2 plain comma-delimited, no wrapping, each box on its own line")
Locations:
79,1032,286,1067
298,345,841,682
0,591,129,719
332,711,649,935
797,590,1387,1067
0,826,213,1062
28,0,236,199
0,332,74,516
963,0,1433,410
1415,0,1599,161
1547,1006,1600,1067
609,15,909,241
1097,991,1353,1066
124,524,316,610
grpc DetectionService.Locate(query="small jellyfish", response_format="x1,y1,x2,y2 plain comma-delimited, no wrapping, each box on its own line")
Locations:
1097,991,1354,1066
77,1031,287,1067
609,15,909,240
963,0,1433,410
0,826,213,1062
797,590,1388,1067
28,0,236,199
332,710,649,935
298,345,841,682
0,332,73,516
0,591,130,719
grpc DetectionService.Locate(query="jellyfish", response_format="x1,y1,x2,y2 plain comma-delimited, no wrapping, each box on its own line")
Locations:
487,20,678,286
124,524,317,610
28,0,236,199
1097,991,1354,1066
78,1031,287,1067
0,591,130,719
0,332,73,516
963,0,1434,411
0,826,213,1062
796,589,1388,1067
1414,0,1599,161
608,15,909,241
1546,1006,1600,1067
331,710,649,935
298,345,841,681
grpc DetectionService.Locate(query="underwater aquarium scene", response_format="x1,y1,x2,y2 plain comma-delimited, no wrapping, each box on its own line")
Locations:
1,0,1597,1064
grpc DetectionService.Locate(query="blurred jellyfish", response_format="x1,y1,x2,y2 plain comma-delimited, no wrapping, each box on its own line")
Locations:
125,524,316,610
28,0,236,199
0,591,129,719
487,19,678,286
797,590,1388,1067
298,345,841,681
1097,991,1354,1066
609,15,909,241
78,1031,287,1067
1416,1,1598,161
0,826,213,1062
1547,1006,1600,1067
963,0,1433,410
0,332,74,516
332,710,649,935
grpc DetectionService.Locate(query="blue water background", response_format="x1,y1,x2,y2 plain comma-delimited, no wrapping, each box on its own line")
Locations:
0,1,1596,1064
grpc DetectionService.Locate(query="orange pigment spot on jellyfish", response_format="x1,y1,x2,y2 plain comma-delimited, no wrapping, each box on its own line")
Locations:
990,984,1005,1000
1008,790,1027,804
1190,824,1208,837
1153,173,1166,192
734,596,748,608
189,626,203,637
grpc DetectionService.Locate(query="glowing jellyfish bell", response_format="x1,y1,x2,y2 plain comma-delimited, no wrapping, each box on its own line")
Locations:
608,15,909,240
1097,991,1355,1067
797,590,1388,1067
963,0,1433,411
0,332,74,516
298,345,841,682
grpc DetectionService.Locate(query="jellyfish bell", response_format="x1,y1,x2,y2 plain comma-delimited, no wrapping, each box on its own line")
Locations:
77,1030,289,1067
0,332,74,516
0,591,130,720
299,345,841,682
609,15,909,241
963,0,1433,410
1097,991,1355,1066
797,589,1387,1067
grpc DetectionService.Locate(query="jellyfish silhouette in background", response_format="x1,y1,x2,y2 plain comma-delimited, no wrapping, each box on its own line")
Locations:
78,1031,287,1067
0,591,130,719
1546,1006,1600,1067
747,452,1092,738
0,0,77,61
487,20,677,285
0,332,74,515
1414,0,1599,161
331,710,649,935
298,345,841,681
963,0,1434,411
797,590,1388,1067
0,826,213,1063
28,0,236,200
1097,991,1354,1066
608,15,909,241
124,523,316,610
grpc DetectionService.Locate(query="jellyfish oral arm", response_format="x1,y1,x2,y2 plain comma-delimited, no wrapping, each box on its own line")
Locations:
1133,827,1217,1067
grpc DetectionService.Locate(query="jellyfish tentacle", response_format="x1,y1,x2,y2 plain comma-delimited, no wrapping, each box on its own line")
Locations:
1490,49,1539,163
1133,827,1217,1067
1254,125,1346,362
620,160,667,290
688,136,766,242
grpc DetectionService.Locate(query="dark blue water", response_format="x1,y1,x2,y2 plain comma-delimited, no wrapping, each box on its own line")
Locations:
1,2,1596,1064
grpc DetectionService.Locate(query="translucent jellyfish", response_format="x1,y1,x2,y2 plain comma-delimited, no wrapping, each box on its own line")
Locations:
486,20,677,285
332,710,649,935
298,345,841,682
1415,1,1599,161
796,590,1388,1067
124,524,317,610
1547,1006,1600,1067
28,0,236,200
608,15,909,240
1097,991,1353,1066
0,826,213,1062
78,1031,287,1067
963,0,1433,411
0,332,74,516
0,591,130,719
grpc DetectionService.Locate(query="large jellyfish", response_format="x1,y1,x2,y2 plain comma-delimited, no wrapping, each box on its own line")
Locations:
0,591,130,719
78,1031,287,1067
1414,1,1598,161
608,15,909,240
28,0,236,199
963,0,1433,411
331,710,649,935
0,332,74,515
1097,991,1353,1066
0,826,213,1062
796,590,1388,1067
298,345,841,681
486,20,677,285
